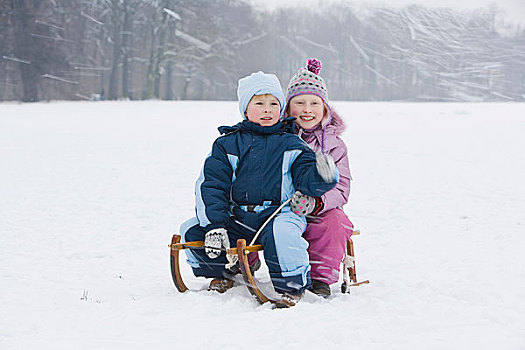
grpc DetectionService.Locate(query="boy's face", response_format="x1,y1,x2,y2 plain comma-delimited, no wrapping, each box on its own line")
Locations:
288,94,326,130
245,94,281,127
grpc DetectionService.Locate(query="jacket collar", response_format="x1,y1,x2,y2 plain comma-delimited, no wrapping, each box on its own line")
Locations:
218,118,295,136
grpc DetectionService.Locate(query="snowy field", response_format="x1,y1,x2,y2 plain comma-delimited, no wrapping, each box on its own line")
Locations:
1,100,524,349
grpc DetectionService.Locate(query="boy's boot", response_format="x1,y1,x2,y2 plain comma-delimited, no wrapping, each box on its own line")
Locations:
275,291,304,308
208,278,234,293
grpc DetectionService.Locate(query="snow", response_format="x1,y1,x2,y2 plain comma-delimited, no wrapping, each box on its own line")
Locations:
163,8,182,21
41,74,79,85
174,30,211,52
80,11,104,26
1,100,524,349
2,56,31,65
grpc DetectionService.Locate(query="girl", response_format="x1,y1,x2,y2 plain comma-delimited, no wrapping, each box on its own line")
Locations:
285,58,354,297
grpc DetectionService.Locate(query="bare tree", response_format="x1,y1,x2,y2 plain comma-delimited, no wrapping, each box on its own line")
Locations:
7,0,73,101
1,0,523,102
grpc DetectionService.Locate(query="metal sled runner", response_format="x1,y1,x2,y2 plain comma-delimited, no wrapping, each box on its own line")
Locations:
169,230,369,305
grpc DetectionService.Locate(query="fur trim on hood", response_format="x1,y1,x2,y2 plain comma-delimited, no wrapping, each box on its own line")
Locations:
325,108,345,136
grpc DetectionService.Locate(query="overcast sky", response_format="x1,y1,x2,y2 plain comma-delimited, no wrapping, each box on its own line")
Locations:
250,0,525,25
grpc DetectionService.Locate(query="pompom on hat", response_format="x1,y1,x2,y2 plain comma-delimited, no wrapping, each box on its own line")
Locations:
286,58,328,106
237,71,285,118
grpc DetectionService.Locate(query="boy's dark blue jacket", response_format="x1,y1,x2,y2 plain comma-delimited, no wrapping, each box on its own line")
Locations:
195,118,338,230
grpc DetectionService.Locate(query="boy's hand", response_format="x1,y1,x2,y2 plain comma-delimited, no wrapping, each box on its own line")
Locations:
316,152,338,182
291,191,323,216
204,228,230,259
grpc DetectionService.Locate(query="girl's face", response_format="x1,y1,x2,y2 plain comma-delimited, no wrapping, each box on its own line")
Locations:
245,94,281,126
288,94,326,130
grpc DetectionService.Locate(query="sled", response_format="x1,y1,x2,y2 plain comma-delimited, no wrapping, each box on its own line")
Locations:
169,229,369,304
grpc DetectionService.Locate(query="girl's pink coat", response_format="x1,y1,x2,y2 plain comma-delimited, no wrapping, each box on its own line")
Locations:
297,110,352,214
297,109,354,284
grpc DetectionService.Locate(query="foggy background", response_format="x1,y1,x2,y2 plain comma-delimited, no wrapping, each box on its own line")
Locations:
1,0,524,102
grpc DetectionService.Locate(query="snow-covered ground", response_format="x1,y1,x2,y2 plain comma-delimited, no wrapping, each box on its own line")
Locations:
1,101,524,349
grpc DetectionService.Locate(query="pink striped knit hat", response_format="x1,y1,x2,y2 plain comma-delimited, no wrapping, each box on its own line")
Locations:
285,58,328,106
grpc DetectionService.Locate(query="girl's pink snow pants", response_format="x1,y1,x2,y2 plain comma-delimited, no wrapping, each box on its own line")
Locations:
303,208,353,285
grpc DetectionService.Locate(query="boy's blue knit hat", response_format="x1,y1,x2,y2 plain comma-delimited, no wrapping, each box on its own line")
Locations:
237,71,285,118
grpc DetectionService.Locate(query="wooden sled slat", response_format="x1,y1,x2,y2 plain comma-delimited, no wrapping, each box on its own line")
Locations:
227,244,264,255
169,239,263,255
236,239,295,308
341,230,370,293
347,238,357,283
170,234,188,292
170,240,204,250
236,239,272,305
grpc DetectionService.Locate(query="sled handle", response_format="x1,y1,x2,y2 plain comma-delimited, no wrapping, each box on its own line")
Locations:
169,240,263,255
169,241,204,250
169,231,358,251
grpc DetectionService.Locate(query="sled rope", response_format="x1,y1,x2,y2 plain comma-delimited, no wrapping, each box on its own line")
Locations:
248,197,293,246
225,198,292,267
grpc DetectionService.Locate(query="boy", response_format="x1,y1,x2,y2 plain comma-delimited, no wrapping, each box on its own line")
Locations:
180,71,338,305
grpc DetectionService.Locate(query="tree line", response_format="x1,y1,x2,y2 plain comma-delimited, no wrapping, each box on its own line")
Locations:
1,0,524,102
